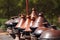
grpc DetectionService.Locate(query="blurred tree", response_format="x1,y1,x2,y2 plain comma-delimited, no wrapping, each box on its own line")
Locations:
0,0,59,18
0,0,60,27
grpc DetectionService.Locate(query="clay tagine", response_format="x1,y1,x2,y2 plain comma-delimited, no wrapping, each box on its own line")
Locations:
30,12,45,32
20,15,31,32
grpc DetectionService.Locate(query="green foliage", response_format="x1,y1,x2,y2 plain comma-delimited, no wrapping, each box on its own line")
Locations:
0,25,6,31
0,18,7,24
0,18,7,31
0,0,59,17
0,0,60,28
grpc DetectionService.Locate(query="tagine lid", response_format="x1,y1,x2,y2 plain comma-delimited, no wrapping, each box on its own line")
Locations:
20,15,31,29
31,13,44,28
30,8,38,19
24,15,32,32
40,29,60,38
15,14,26,28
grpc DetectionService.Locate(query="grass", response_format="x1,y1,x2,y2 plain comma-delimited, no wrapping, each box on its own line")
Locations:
0,18,8,31
0,18,7,24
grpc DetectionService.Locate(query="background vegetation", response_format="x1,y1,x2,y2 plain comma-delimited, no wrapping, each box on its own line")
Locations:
0,0,60,30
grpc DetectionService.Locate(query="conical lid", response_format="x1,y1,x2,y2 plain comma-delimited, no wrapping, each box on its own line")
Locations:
31,13,44,28
30,8,38,20
15,14,26,28
20,15,31,32
40,29,60,39
30,8,38,27
29,18,35,28
33,13,50,36
24,15,36,32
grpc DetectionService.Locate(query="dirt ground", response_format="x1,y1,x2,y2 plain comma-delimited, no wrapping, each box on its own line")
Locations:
0,32,14,40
